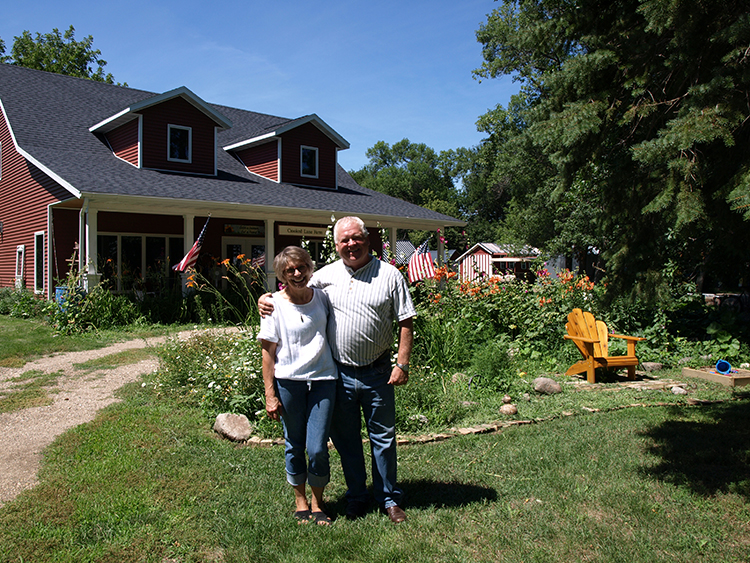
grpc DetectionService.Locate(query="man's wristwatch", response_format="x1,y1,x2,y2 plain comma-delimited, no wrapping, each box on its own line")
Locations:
396,363,409,374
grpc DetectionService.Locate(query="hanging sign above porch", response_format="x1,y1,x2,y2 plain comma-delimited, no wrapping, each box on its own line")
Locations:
279,225,328,238
224,224,265,236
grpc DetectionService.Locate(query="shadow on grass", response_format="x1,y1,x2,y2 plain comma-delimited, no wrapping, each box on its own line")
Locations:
328,479,497,517
638,396,750,499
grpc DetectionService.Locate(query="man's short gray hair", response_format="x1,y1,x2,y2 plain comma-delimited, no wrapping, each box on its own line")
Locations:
333,216,369,244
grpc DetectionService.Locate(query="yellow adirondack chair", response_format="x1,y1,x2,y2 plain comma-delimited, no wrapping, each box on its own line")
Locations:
564,308,645,383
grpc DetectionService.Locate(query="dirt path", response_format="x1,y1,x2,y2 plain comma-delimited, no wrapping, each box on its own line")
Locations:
0,330,212,508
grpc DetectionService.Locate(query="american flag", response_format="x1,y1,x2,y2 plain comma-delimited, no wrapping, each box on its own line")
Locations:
251,253,266,268
173,217,210,272
408,239,435,283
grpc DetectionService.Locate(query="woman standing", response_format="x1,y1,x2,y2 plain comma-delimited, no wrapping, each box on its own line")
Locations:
257,246,337,525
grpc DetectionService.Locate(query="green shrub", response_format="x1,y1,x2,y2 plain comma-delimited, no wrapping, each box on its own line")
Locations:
48,284,146,333
0,288,46,319
468,337,517,393
150,330,265,420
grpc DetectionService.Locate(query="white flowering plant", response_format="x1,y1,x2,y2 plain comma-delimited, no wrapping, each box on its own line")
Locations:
149,330,265,419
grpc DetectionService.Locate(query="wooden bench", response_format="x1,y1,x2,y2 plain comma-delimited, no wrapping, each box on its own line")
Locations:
564,308,645,383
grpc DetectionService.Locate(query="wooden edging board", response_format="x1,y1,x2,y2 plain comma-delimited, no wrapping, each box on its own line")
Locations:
681,367,750,388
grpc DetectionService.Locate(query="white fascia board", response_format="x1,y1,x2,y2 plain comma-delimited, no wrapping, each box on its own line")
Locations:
453,242,491,264
90,87,232,134
223,131,278,152
16,147,82,198
224,114,350,153
88,107,132,132
277,114,350,149
0,99,81,198
135,86,232,130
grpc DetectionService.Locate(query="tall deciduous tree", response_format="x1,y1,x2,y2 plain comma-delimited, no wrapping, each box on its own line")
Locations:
1,25,122,84
474,0,750,298
350,139,465,249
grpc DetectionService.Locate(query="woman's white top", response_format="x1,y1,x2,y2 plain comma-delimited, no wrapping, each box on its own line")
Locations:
257,288,337,381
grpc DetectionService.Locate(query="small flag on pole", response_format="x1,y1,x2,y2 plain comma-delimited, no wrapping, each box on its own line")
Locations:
408,239,435,283
251,252,266,268
173,217,210,272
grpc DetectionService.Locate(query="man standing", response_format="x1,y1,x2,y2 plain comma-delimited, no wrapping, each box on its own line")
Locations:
260,216,415,523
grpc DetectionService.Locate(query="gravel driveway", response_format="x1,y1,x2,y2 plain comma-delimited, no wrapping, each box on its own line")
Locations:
0,331,205,508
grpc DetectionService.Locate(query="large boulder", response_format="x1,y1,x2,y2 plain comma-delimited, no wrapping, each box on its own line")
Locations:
214,413,253,442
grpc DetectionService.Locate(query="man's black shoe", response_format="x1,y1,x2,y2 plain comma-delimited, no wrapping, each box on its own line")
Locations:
345,500,369,520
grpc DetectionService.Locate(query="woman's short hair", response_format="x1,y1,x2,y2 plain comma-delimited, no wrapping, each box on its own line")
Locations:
273,246,315,285
333,216,369,244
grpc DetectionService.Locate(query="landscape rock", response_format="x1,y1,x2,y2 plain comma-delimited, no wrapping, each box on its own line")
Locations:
214,413,253,442
452,372,468,384
499,403,518,416
533,377,562,395
502,394,513,404
671,386,688,395
409,414,429,427
641,362,663,372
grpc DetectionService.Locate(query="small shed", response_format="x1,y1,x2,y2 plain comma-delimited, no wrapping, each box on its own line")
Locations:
455,243,539,282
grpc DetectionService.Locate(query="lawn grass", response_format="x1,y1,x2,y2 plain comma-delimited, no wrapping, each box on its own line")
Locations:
72,348,158,374
1,382,748,562
0,369,60,412
0,315,190,368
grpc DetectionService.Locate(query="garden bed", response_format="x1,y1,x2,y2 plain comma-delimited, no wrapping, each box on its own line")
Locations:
681,366,750,388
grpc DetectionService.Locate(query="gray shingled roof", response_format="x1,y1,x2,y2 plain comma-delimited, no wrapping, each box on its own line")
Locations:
0,64,463,227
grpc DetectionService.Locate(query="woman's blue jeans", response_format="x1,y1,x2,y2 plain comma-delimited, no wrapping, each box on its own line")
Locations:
276,378,336,489
330,353,402,509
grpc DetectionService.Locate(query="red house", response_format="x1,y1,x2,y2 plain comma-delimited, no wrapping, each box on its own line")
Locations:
455,243,539,282
0,65,463,296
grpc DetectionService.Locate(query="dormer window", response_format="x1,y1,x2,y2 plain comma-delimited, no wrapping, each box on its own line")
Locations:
168,124,192,163
300,146,318,178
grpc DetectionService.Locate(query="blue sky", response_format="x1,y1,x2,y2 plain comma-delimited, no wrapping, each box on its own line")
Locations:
1,0,518,172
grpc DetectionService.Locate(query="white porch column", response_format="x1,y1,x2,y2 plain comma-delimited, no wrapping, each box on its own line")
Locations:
389,227,397,263
264,218,276,290
84,207,100,290
78,199,87,275
181,214,195,293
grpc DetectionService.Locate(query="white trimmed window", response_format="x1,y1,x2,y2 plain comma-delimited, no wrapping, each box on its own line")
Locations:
34,231,45,293
300,146,318,178
15,245,24,288
168,124,192,163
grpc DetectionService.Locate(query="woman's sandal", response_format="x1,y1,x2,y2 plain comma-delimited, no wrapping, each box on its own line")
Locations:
311,511,332,526
294,510,313,524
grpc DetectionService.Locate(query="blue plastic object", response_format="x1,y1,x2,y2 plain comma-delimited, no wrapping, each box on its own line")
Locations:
716,359,732,375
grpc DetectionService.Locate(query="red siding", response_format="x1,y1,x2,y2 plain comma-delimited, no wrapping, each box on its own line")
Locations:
0,109,72,293
279,122,337,188
106,118,139,166
459,249,492,282
140,97,217,175
51,209,79,283
236,141,278,181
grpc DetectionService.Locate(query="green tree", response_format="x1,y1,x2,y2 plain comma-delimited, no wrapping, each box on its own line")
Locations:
2,25,123,84
350,139,465,249
474,0,750,299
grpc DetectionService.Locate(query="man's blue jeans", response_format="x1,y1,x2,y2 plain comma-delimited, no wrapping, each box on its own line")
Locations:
330,353,402,509
276,378,337,489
